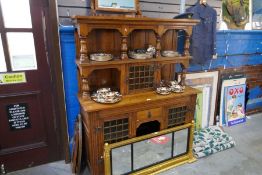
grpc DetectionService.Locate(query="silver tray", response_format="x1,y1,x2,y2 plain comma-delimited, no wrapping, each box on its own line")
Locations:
161,50,180,57
129,51,153,59
90,53,113,61
156,87,171,95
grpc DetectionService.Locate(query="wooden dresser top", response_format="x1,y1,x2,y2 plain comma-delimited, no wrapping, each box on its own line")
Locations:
79,86,200,113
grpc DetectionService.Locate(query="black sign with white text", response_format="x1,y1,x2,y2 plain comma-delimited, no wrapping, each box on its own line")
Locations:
6,103,31,131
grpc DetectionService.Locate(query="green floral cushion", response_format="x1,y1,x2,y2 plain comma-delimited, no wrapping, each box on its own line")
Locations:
193,126,235,158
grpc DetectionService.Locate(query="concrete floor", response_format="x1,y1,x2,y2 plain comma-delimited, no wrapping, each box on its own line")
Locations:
7,113,262,175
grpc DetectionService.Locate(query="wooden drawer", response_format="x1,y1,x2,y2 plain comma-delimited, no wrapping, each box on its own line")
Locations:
136,108,162,122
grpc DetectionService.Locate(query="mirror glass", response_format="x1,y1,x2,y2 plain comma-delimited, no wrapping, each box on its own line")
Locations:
173,129,188,157
133,133,172,170
97,0,135,10
111,145,132,175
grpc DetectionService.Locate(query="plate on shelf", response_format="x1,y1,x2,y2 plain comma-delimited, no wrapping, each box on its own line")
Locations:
161,50,180,57
90,53,113,61
128,52,153,59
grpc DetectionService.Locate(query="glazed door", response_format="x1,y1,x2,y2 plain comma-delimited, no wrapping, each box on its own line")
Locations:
0,0,60,172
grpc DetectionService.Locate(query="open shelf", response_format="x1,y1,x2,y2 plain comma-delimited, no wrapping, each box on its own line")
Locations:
77,56,191,67
87,68,121,93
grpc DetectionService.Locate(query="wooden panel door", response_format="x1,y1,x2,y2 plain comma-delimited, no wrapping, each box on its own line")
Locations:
0,0,61,172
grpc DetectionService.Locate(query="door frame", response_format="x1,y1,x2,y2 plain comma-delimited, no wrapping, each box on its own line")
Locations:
42,0,69,162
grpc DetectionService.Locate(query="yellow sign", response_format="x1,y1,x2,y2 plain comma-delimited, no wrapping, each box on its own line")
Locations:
0,72,26,84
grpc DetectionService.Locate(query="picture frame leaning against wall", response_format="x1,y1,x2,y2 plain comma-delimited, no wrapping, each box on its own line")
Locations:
178,71,219,128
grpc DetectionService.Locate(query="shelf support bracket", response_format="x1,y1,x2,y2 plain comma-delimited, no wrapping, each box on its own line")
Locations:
121,36,128,60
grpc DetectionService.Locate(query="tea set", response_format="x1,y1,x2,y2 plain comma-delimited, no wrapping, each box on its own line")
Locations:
91,88,122,104
156,80,185,95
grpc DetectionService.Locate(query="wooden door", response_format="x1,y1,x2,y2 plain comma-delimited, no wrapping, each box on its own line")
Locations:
0,0,61,172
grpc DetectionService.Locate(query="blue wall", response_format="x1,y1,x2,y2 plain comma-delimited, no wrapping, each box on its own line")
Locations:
59,27,262,143
184,30,262,72
183,30,262,112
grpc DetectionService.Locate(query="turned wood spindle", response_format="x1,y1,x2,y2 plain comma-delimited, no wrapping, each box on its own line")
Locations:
184,30,191,56
136,2,142,17
156,35,161,58
80,38,88,63
82,78,90,99
90,0,96,16
120,36,128,60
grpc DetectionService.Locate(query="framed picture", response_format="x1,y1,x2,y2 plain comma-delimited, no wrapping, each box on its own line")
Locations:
225,84,246,126
219,78,246,126
194,86,203,130
94,0,138,13
222,0,249,30
252,0,262,29
179,71,219,127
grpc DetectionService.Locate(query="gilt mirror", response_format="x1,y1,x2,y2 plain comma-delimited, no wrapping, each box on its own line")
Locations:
94,0,138,13
104,125,192,175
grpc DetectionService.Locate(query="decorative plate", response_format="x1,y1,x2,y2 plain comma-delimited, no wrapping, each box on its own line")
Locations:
90,53,113,61
128,51,153,59
161,50,180,57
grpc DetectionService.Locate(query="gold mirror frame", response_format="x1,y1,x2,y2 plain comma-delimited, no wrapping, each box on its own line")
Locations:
91,0,140,14
104,121,196,175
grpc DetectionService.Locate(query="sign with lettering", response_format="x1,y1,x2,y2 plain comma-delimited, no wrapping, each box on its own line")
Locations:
0,72,26,85
6,103,31,130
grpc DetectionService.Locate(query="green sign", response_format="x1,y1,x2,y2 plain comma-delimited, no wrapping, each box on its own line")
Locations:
0,72,26,84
